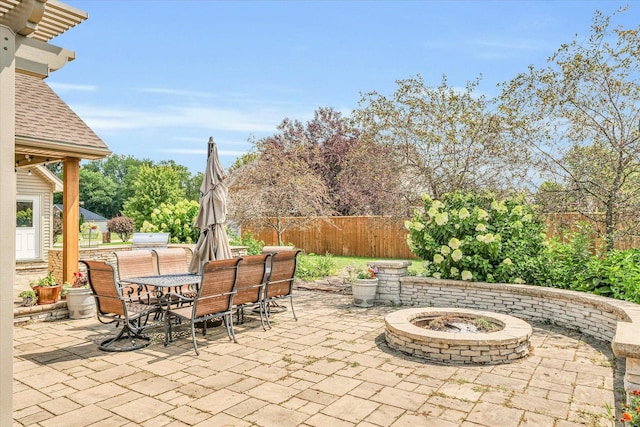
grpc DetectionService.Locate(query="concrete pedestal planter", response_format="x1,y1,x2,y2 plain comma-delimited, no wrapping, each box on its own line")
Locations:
352,278,378,307
66,287,95,319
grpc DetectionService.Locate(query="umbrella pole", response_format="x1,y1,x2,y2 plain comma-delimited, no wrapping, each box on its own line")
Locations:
207,136,214,159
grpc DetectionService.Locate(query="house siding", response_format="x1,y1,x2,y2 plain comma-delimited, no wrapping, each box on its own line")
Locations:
16,169,54,263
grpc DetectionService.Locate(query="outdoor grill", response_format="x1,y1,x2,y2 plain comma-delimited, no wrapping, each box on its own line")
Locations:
130,232,170,250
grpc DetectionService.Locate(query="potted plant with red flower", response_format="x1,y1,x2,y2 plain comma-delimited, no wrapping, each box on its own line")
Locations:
346,265,379,308
65,271,95,319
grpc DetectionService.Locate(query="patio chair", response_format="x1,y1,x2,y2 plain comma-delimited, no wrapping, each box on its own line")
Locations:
153,248,189,275
234,253,272,330
114,250,157,303
263,249,302,328
164,257,242,355
80,260,160,352
153,248,196,299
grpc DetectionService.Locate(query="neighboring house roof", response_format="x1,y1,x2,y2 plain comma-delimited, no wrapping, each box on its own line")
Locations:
54,204,108,222
15,72,110,166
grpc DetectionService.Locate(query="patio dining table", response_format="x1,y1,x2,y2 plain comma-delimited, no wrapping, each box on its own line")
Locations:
125,273,202,303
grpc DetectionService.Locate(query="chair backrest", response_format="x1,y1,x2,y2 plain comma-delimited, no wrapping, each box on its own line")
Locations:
266,250,301,299
154,248,189,275
194,258,242,319
115,250,156,280
80,260,124,316
235,254,272,306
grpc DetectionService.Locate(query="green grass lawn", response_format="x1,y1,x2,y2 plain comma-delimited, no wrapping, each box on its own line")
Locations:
54,232,130,247
298,253,422,280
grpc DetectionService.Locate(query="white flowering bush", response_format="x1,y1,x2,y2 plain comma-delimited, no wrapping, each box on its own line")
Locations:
405,192,547,284
141,199,200,243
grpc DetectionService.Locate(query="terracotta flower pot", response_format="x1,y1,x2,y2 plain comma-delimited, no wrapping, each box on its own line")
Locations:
35,285,61,305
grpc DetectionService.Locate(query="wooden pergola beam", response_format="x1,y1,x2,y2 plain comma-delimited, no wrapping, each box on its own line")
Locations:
62,157,79,283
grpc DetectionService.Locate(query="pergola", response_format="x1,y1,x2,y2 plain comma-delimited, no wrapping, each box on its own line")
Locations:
0,1,110,424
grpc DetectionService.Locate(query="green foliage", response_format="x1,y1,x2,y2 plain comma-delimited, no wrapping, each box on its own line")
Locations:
30,272,57,288
79,168,118,218
107,216,135,242
540,222,595,288
140,199,200,243
16,208,32,227
80,221,100,235
296,253,336,280
18,289,36,299
185,172,204,201
18,289,37,305
123,164,184,229
345,265,378,282
156,159,201,201
406,191,547,284
620,390,640,426
572,249,640,303
228,230,264,255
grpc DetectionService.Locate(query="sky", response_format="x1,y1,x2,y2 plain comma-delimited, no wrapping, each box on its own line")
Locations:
49,1,638,175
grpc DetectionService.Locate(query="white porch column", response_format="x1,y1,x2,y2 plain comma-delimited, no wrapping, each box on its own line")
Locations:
0,24,16,427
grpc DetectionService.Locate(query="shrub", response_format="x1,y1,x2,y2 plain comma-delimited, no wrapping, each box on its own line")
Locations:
296,253,336,280
141,199,200,243
572,249,640,303
406,191,548,284
540,222,595,289
107,216,135,242
228,230,264,255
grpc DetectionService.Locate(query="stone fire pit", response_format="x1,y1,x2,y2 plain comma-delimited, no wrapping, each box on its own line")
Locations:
385,307,532,365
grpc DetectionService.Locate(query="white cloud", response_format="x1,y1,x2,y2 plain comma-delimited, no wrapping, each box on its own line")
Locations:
69,103,301,134
47,82,97,93
137,87,217,98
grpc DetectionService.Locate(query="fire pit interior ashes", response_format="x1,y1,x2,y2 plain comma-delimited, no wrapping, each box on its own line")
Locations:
385,307,533,365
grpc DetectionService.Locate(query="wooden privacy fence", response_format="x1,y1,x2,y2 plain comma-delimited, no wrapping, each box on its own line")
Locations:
245,216,417,259
544,212,640,251
245,214,640,259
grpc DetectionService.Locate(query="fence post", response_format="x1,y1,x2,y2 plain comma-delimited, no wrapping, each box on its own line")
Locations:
368,260,412,305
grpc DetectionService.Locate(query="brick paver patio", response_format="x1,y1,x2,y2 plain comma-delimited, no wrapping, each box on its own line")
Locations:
13,290,624,426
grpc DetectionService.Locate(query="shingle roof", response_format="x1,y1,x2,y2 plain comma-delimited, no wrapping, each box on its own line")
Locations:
15,72,109,154
54,204,108,222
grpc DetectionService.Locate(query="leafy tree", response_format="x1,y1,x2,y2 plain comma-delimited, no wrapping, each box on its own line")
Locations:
185,172,204,201
352,74,531,205
229,151,259,173
78,169,118,218
83,154,151,216
272,108,365,215
336,136,409,216
122,164,184,229
157,159,201,201
499,7,640,250
46,161,63,177
228,138,333,245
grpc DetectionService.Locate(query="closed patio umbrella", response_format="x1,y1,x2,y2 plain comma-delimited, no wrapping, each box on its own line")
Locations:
188,137,232,274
